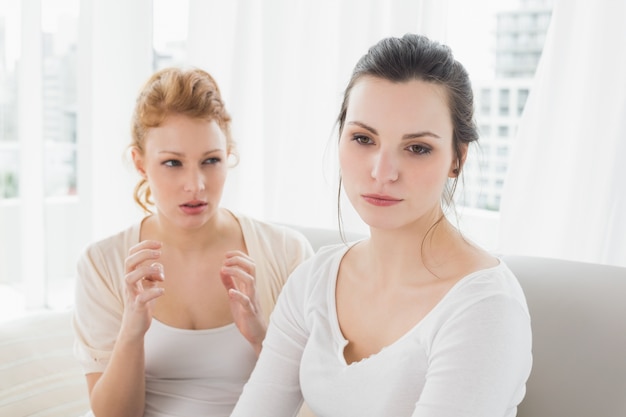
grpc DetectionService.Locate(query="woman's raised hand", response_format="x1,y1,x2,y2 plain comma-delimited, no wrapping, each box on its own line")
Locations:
220,250,267,355
120,240,165,340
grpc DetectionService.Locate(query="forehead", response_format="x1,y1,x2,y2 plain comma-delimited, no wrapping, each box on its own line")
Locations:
346,76,453,135
145,114,227,150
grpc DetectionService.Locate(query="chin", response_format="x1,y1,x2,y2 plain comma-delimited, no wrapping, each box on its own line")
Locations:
356,211,406,231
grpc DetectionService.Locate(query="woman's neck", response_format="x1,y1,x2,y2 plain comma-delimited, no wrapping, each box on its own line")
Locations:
142,208,233,253
362,217,465,284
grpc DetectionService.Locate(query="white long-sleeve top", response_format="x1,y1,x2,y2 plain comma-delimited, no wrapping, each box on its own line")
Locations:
231,243,532,417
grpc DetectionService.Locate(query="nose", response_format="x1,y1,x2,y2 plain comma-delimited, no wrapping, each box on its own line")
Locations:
183,167,206,193
371,149,399,182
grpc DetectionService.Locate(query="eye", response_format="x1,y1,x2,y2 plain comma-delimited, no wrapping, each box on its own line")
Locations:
203,157,222,165
352,134,374,145
407,144,432,155
163,159,182,167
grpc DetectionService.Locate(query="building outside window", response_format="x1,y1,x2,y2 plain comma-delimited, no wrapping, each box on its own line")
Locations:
464,0,553,212
0,7,19,199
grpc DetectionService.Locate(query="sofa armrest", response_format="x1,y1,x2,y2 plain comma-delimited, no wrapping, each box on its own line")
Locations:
0,309,90,417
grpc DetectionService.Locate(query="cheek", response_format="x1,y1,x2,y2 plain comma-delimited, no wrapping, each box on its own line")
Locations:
145,168,171,186
338,141,362,180
211,166,229,184
405,157,451,189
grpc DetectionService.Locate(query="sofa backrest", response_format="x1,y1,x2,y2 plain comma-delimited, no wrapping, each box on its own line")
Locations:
503,255,626,417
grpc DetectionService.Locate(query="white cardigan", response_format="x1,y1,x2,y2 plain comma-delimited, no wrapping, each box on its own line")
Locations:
72,213,313,416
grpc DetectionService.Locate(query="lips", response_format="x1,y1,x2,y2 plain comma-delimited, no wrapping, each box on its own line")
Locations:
181,200,207,208
362,193,402,207
179,200,208,214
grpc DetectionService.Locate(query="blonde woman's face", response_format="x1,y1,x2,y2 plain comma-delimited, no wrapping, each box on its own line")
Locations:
132,114,229,229
338,76,458,232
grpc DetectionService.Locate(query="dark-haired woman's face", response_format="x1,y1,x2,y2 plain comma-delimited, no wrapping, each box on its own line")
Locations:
339,76,457,231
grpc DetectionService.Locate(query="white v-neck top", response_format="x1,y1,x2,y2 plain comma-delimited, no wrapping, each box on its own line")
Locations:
231,243,532,417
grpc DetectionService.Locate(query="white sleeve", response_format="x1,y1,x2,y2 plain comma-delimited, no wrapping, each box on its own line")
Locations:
413,293,532,417
230,261,312,417
72,242,125,374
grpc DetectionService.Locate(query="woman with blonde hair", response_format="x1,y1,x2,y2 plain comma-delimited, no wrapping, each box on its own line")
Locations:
73,67,313,417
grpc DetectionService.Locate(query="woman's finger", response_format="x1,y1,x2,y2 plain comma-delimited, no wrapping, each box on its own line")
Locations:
125,240,162,272
221,265,255,296
227,288,254,311
223,250,256,276
125,262,165,288
134,286,165,304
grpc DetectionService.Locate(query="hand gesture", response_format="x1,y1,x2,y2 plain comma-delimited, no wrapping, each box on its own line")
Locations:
120,240,165,341
220,250,267,355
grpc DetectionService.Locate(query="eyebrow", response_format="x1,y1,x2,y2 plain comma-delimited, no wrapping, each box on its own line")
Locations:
158,148,224,156
347,121,441,140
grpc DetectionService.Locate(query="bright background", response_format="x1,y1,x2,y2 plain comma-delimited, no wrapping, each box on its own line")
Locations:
1,0,624,321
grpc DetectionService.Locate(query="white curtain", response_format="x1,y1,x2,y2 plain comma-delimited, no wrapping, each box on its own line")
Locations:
185,0,444,233
499,0,626,266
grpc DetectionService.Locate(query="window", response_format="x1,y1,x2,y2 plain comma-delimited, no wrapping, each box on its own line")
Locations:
499,88,510,115
0,149,18,198
517,88,529,115
0,0,554,315
0,1,19,199
451,0,553,219
152,0,189,70
41,3,78,197
480,101,492,116
0,0,80,313
480,88,491,103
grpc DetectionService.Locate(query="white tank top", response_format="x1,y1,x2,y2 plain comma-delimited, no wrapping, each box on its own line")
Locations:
142,319,257,417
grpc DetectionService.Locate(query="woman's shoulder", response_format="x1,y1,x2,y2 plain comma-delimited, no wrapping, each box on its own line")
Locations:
288,243,351,284
461,259,522,290
234,213,312,249
445,259,529,316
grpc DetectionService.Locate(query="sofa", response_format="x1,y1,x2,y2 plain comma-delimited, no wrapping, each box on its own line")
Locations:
1,225,625,417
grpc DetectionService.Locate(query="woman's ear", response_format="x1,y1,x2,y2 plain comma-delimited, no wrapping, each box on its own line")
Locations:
131,147,147,178
449,142,469,178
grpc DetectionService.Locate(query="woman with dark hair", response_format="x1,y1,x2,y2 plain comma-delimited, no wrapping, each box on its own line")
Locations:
231,34,532,417
72,67,314,417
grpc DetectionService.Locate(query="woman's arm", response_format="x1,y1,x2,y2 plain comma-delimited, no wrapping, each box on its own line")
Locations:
230,262,312,417
85,333,147,417
75,240,165,417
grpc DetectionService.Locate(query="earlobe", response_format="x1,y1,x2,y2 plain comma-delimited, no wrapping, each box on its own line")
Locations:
449,143,469,177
